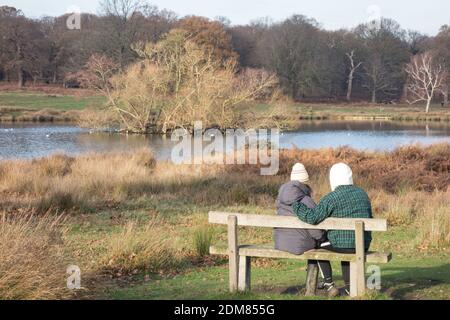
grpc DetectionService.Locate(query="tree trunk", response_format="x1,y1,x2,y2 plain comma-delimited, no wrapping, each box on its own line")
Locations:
346,70,354,102
18,67,24,88
426,98,431,113
443,85,449,107
371,89,376,103
401,80,409,103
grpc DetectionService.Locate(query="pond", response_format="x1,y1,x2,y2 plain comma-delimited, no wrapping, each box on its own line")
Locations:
0,121,449,161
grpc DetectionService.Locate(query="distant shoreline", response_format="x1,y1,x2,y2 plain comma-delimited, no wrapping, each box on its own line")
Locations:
1,90,450,125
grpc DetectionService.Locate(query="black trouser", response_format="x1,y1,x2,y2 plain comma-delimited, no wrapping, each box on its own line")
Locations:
308,246,356,288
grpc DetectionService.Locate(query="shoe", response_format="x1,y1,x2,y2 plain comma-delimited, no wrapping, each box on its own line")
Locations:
323,282,340,298
339,286,350,297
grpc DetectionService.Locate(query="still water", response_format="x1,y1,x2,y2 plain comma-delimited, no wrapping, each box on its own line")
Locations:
0,121,449,160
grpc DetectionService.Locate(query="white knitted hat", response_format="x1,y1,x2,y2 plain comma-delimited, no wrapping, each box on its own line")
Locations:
329,163,353,191
291,163,309,183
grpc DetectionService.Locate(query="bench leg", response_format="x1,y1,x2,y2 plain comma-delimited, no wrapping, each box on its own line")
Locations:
228,216,239,293
350,261,366,297
305,261,318,296
238,256,251,292
354,221,366,297
349,261,358,297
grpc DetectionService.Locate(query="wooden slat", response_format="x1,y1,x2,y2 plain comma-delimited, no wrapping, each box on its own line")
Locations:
209,211,387,232
209,245,392,264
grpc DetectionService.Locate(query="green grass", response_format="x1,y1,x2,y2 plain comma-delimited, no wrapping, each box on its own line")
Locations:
0,91,105,110
105,254,450,300
66,199,450,300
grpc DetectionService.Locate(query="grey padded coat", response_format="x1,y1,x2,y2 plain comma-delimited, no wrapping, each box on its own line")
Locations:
273,181,326,255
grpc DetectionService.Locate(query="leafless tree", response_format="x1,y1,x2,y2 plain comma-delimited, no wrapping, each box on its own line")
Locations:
345,50,362,101
405,52,446,113
100,0,144,19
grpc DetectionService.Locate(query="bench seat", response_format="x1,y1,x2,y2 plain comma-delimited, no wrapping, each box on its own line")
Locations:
210,244,392,264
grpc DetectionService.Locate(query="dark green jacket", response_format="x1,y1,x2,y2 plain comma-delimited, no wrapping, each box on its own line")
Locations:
292,185,372,249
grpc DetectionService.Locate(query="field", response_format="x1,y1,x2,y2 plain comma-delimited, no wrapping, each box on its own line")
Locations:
0,144,448,300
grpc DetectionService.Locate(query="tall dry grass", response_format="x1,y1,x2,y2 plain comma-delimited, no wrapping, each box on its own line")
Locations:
99,219,180,276
0,144,448,299
0,213,70,300
0,144,448,251
0,148,158,212
418,207,450,250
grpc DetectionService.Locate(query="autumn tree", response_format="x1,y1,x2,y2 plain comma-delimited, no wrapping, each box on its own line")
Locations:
177,16,237,63
405,51,446,113
74,54,119,92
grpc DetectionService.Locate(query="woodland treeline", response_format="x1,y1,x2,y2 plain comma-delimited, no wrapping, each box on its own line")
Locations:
1,0,449,104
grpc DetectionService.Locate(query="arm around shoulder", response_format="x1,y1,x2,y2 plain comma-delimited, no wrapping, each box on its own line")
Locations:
293,194,333,225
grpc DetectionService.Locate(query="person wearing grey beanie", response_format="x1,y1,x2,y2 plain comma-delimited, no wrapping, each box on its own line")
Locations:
273,162,328,289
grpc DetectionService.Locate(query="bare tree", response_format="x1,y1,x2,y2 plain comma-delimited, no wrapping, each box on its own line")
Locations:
98,0,146,67
99,30,278,133
0,6,42,87
405,52,446,113
345,50,362,101
356,18,409,103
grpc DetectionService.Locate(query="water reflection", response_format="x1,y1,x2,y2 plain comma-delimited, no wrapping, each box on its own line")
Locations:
0,121,449,160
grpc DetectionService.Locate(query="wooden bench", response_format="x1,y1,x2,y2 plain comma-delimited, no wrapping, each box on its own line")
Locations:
208,211,392,298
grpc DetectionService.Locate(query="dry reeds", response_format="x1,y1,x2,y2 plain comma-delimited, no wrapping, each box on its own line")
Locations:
0,143,448,251
99,219,180,276
0,213,70,300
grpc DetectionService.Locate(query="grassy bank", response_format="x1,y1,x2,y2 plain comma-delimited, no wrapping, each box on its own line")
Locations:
0,91,105,122
0,144,448,300
251,103,450,128
1,89,450,124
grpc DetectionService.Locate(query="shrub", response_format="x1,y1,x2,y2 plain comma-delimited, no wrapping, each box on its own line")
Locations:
193,225,214,257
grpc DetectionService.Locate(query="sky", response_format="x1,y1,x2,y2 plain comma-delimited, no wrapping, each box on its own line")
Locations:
2,0,449,35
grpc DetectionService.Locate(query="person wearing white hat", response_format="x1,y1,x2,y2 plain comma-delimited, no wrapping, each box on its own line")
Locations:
292,162,373,296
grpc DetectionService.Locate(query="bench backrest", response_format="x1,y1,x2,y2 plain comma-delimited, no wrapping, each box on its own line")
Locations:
208,211,387,232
